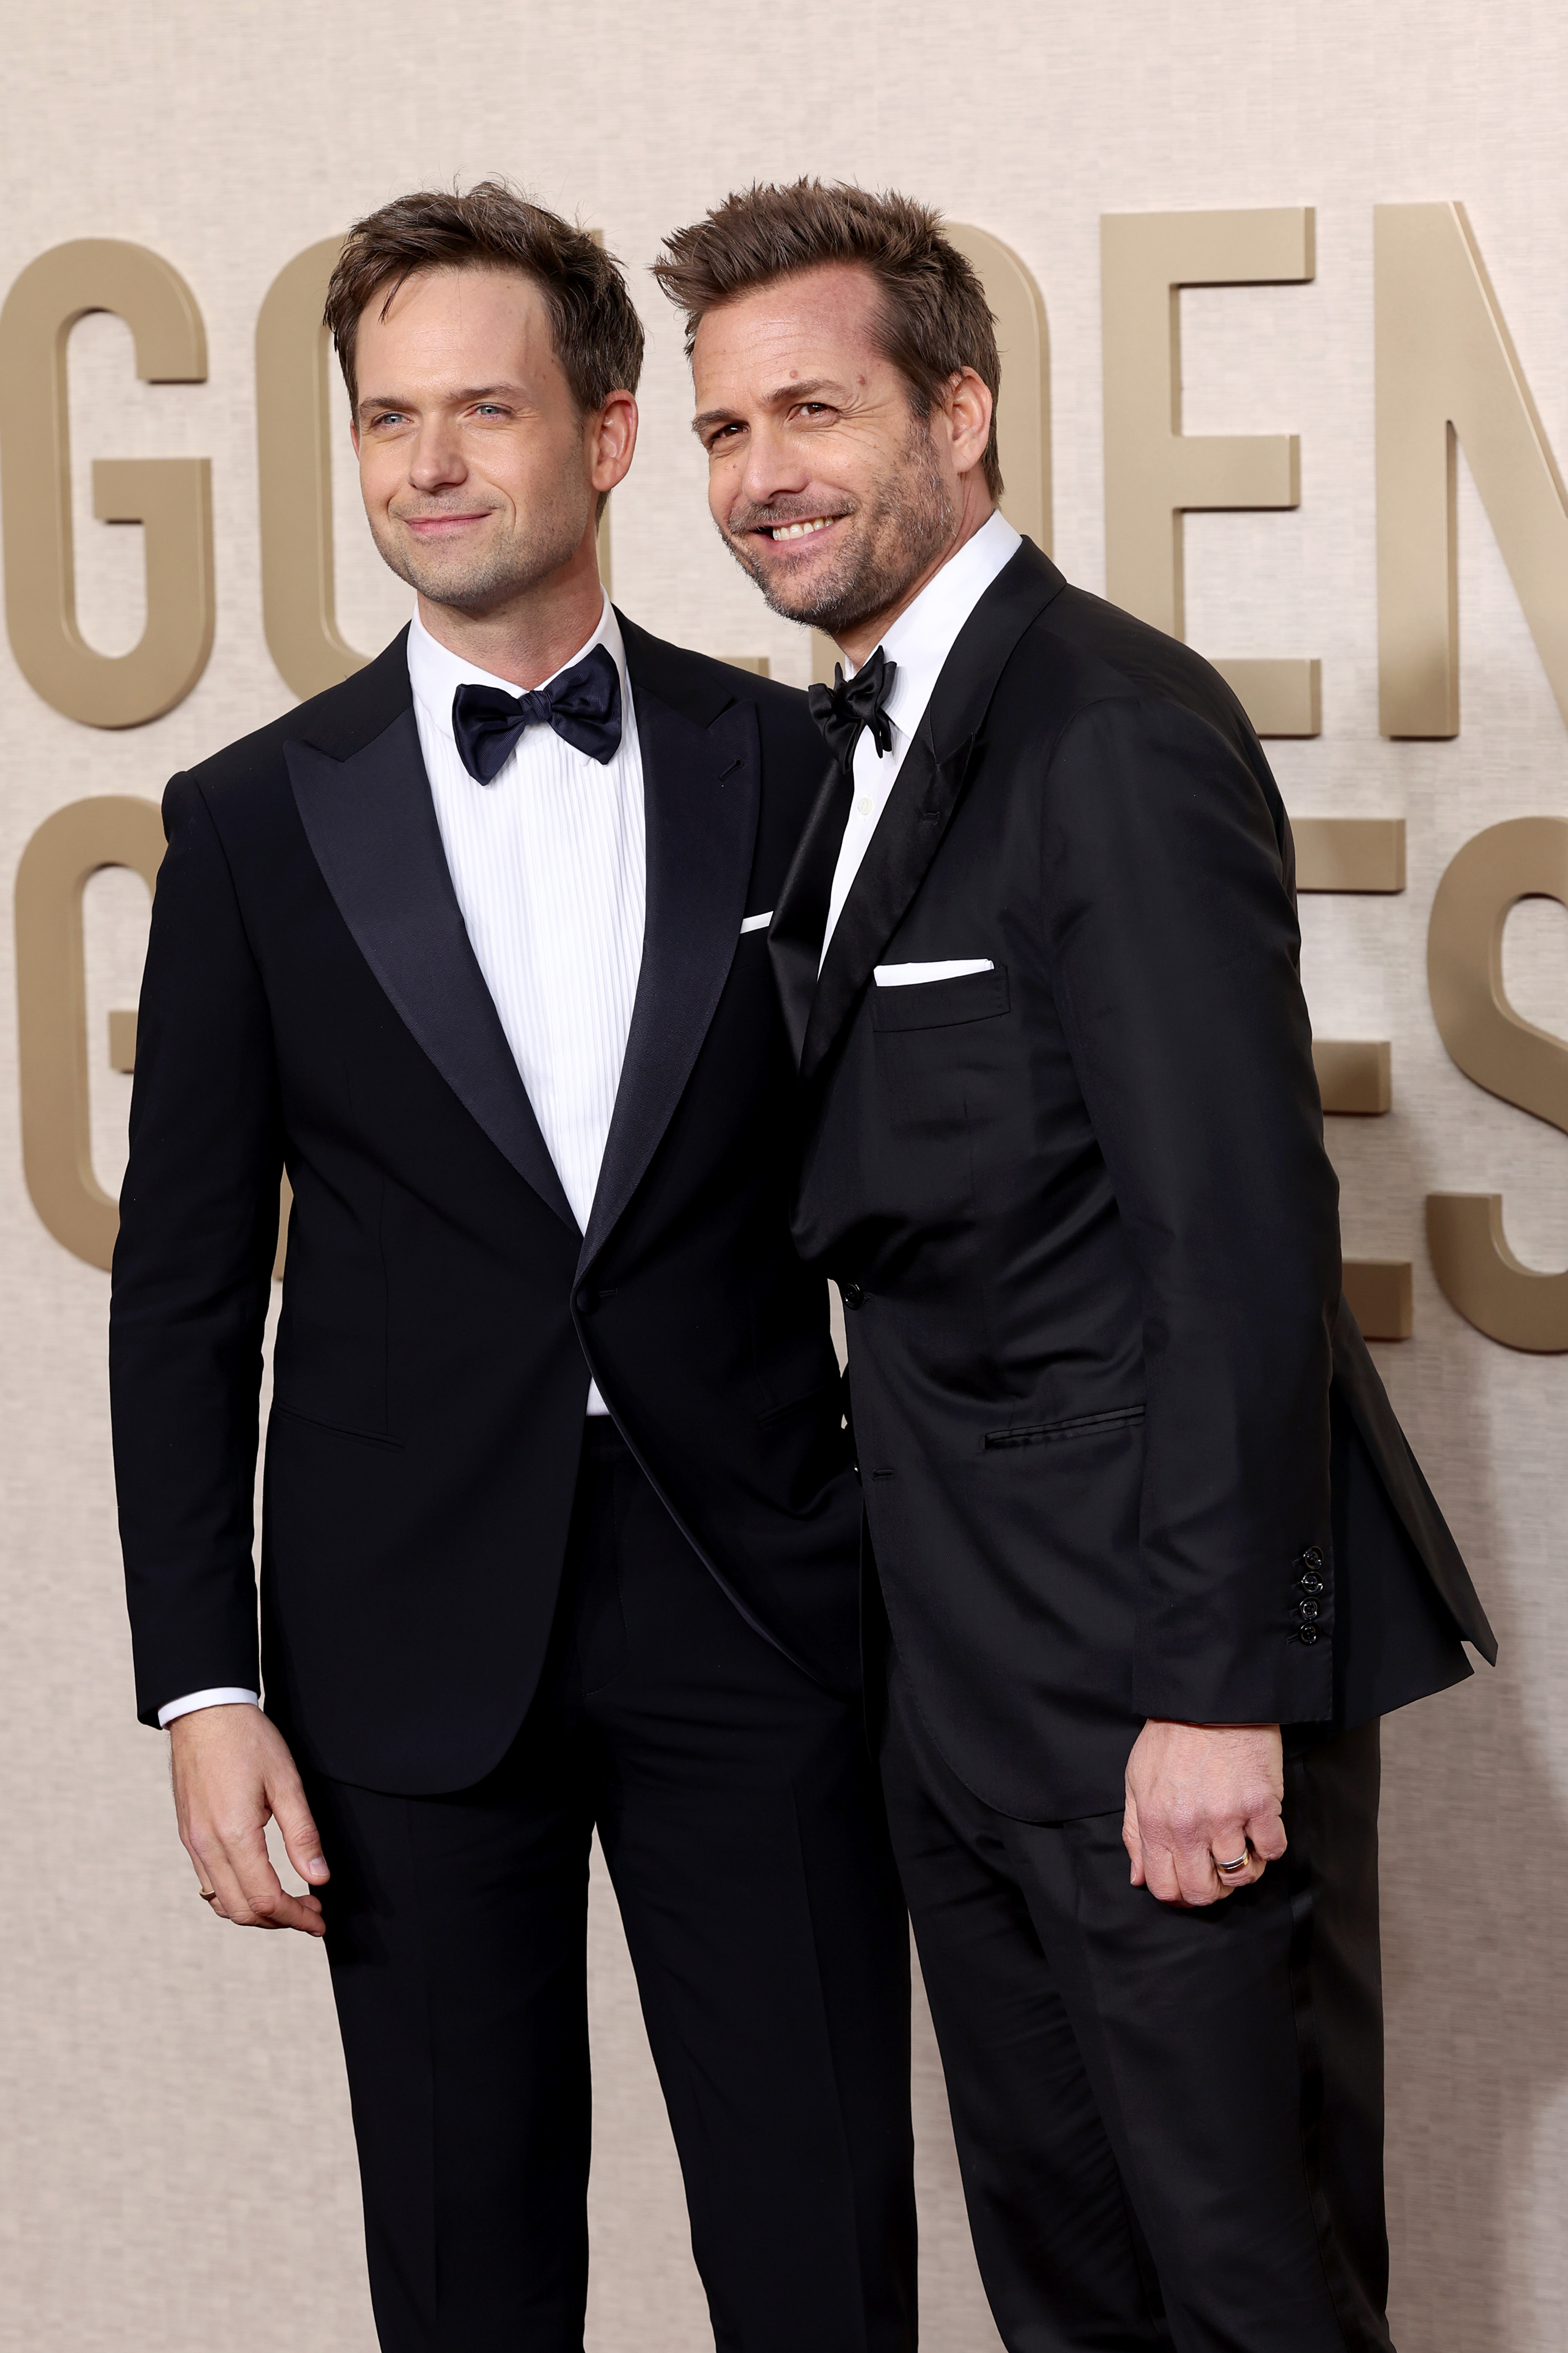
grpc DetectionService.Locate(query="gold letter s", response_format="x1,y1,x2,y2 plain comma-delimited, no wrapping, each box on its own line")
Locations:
1426,817,1568,1350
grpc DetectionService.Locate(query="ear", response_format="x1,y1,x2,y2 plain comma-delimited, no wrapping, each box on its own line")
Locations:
941,367,994,482
590,390,639,496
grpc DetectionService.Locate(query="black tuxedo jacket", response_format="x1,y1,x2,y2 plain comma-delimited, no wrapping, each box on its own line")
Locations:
111,621,859,1794
770,540,1496,1822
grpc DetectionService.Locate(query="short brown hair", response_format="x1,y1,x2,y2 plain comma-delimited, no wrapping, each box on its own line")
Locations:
653,180,1003,499
325,180,645,418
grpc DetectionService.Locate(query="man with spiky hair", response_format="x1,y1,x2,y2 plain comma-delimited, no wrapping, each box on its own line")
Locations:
657,178,1494,2353
111,182,917,2353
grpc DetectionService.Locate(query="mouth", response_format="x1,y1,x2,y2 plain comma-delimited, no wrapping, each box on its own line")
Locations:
402,511,495,537
745,513,849,553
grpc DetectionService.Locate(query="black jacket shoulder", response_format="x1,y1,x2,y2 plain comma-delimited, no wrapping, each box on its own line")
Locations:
996,564,1262,775
185,630,414,809
618,612,824,762
978,565,1285,847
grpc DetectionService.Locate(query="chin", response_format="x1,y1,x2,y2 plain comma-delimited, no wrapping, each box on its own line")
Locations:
734,543,849,629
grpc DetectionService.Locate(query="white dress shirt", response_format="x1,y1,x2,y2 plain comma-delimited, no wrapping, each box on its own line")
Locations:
158,595,646,1729
407,595,646,1262
821,509,1021,963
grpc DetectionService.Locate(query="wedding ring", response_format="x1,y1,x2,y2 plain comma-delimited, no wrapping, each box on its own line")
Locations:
1215,1852,1250,1875
198,1887,218,1902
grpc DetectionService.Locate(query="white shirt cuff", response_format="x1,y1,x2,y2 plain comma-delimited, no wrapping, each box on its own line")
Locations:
158,1687,261,1728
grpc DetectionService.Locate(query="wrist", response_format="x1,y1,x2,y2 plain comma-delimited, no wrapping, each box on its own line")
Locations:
159,1688,260,1729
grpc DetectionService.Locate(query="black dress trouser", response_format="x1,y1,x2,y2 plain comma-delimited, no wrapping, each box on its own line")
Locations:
306,1423,918,2353
879,1652,1392,2353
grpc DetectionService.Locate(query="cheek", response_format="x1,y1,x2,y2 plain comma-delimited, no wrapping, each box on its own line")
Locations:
357,446,400,509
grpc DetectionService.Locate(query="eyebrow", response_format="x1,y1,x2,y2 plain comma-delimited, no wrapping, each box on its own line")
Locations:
691,378,843,436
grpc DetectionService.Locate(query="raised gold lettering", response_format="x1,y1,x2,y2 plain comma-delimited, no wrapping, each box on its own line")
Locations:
1426,816,1568,1349
1376,203,1568,738
1101,207,1318,737
256,238,367,700
0,242,212,726
15,797,164,1266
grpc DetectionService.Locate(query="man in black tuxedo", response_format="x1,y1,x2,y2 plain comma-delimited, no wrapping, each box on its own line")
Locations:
657,180,1496,2353
110,183,916,2353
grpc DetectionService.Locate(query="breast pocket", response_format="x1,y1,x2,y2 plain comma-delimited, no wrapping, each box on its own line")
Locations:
871,964,1010,1032
871,964,1011,1159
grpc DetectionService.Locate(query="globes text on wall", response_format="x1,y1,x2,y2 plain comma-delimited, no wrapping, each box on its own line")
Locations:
5,206,1567,1349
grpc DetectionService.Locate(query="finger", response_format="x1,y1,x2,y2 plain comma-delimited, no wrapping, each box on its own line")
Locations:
1207,1827,1262,1895
211,1820,325,1936
1172,1820,1228,1906
1138,1832,1187,1906
271,1771,330,1891
1122,1791,1146,1887
1246,1806,1288,1865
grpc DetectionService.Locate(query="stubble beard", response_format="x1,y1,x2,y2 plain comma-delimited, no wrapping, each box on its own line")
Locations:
369,489,589,617
721,418,956,640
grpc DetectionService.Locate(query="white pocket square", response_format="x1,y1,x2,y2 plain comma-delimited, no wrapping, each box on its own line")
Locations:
873,958,995,987
739,911,773,935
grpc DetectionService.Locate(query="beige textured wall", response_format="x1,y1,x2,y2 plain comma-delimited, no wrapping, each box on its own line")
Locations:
2,3,1566,2346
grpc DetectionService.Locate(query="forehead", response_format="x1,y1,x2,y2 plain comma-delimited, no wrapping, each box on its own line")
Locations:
356,265,556,376
691,263,888,400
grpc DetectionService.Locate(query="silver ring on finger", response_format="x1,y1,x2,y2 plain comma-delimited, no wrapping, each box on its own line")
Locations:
1215,1851,1250,1875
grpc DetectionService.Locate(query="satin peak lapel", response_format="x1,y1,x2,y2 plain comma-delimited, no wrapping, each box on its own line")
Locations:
579,686,760,1271
767,754,851,1071
286,710,577,1231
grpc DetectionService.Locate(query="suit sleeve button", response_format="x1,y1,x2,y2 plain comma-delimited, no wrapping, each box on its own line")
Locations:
840,1282,865,1311
1299,1571,1324,1594
1298,1625,1321,1646
1300,1545,1324,1571
1298,1598,1320,1620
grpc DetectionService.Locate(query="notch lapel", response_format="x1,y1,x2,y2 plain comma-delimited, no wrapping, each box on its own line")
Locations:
792,539,1068,1084
578,681,761,1272
800,726,975,1081
287,709,577,1231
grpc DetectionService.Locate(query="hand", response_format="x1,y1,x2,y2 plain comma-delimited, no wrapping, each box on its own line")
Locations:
1123,1720,1286,1907
169,1704,329,1935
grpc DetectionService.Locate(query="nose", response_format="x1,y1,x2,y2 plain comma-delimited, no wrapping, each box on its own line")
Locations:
738,415,810,513
407,415,467,495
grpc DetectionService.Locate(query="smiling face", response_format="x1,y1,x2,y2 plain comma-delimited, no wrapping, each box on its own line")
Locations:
352,265,631,624
690,262,993,657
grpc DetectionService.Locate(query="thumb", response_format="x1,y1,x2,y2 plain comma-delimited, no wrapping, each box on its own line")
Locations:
271,1770,329,1887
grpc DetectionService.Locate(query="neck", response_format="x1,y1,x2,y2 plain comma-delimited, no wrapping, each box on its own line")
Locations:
833,484,996,669
415,522,605,690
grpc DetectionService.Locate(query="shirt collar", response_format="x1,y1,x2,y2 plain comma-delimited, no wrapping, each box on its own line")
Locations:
849,508,1022,742
406,591,626,743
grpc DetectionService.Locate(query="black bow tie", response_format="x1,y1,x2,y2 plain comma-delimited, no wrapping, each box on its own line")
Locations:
807,647,899,773
451,643,623,783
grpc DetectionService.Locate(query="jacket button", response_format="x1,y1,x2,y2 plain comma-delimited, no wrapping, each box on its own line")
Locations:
840,1282,865,1311
1298,1625,1320,1646
1298,1598,1320,1621
575,1285,598,1316
1300,1545,1324,1571
1300,1571,1324,1595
